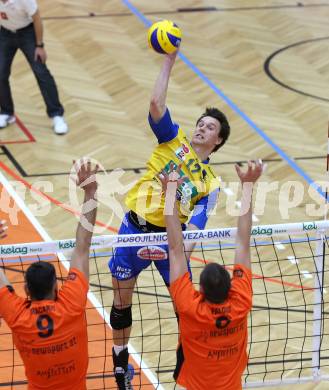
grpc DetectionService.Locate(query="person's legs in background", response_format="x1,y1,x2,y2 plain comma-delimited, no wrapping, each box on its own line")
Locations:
0,28,17,128
18,25,68,135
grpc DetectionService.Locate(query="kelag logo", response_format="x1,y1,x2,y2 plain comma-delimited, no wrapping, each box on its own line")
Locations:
303,222,317,231
0,246,28,255
251,227,273,236
58,241,76,250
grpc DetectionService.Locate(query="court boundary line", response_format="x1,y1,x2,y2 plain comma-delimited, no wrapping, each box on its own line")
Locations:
0,171,164,390
0,116,35,145
264,36,329,103
121,0,325,199
15,116,36,143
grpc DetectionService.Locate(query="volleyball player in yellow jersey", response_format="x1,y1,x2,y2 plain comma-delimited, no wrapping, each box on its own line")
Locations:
109,50,230,389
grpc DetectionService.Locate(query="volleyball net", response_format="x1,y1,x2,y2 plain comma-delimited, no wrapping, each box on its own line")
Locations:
1,221,329,389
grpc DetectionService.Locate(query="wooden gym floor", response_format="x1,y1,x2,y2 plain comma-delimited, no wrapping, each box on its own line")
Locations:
0,0,329,388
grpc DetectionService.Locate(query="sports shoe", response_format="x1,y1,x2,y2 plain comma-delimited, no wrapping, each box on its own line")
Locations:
52,116,68,135
113,347,133,390
0,114,15,129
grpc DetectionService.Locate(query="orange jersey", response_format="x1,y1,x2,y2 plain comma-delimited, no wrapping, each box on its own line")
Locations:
169,264,252,390
0,268,89,390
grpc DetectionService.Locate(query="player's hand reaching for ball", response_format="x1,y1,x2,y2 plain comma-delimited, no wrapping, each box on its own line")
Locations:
166,48,179,61
163,48,180,69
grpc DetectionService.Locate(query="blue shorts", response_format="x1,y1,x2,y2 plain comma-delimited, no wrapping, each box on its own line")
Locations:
109,213,191,285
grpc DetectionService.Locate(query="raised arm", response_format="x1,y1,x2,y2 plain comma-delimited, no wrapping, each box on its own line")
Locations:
70,159,98,280
159,165,188,283
234,160,264,269
0,221,9,289
149,52,178,122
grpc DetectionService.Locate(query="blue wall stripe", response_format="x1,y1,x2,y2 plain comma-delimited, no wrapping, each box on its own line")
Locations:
122,0,151,27
121,0,324,198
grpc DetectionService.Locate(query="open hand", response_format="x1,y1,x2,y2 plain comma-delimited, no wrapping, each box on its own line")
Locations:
73,159,99,194
235,160,265,184
158,163,186,194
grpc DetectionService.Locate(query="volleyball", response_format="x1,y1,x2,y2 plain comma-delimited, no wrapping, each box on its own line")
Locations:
148,20,182,54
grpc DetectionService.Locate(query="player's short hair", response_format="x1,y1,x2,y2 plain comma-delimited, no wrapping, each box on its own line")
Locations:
200,263,231,303
25,261,57,301
196,107,230,152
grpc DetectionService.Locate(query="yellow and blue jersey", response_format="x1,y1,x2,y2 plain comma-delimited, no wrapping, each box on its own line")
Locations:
125,108,220,228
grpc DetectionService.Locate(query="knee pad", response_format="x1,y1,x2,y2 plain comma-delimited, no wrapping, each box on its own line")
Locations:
110,305,132,330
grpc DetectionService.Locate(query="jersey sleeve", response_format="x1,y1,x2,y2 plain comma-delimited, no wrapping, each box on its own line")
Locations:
148,108,179,144
229,264,253,316
189,189,219,229
0,285,26,327
58,268,89,313
24,0,38,16
169,272,199,314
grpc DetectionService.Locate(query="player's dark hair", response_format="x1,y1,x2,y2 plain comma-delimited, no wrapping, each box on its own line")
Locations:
200,263,231,303
25,261,57,301
196,107,230,152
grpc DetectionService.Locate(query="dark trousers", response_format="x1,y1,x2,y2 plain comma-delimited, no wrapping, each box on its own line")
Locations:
0,24,64,117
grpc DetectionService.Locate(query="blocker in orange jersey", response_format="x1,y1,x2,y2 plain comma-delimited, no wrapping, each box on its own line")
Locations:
0,268,88,390
169,265,252,390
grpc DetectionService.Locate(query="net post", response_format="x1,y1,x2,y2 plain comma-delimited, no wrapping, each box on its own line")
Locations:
312,231,325,380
